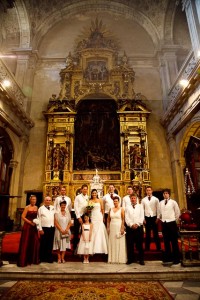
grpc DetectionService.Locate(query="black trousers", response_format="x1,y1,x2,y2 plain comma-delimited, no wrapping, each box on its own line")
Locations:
126,225,144,262
104,213,108,227
40,226,55,263
162,221,180,263
145,216,161,250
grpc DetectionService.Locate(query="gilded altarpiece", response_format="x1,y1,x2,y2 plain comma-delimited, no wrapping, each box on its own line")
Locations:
43,19,151,200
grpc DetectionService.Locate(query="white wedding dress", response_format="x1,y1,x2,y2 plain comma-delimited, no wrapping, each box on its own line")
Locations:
91,202,108,254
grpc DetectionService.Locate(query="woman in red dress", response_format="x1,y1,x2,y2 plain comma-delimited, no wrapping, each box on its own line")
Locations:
17,195,40,267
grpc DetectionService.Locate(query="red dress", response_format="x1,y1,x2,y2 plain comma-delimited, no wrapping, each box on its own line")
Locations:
17,211,40,267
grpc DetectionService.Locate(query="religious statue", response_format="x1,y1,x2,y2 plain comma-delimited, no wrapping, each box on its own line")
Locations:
128,144,142,169
90,169,104,198
52,144,67,171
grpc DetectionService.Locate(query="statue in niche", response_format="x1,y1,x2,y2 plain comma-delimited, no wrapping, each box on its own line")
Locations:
74,81,80,97
121,51,128,66
129,144,142,169
52,144,67,171
65,82,71,98
113,81,120,96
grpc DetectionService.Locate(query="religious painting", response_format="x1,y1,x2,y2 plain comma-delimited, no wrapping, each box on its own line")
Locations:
84,60,108,81
73,99,121,171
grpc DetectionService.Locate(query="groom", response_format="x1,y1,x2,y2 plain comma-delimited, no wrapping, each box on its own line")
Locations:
73,184,89,252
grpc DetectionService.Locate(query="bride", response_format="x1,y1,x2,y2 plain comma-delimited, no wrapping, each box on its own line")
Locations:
90,189,108,254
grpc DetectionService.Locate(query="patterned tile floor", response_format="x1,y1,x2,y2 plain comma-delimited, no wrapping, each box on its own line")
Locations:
0,279,199,299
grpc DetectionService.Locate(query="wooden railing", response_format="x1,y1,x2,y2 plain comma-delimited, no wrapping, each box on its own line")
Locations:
179,230,200,267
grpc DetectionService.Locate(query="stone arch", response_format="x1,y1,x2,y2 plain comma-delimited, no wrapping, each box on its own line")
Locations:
163,0,178,43
32,1,160,51
76,92,117,104
14,0,30,48
180,120,200,162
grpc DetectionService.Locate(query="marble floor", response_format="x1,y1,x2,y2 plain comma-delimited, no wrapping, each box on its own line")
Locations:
0,260,199,299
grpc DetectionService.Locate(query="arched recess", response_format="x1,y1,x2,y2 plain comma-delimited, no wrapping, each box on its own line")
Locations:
180,120,200,212
0,127,14,230
163,0,178,43
14,0,31,48
32,1,160,51
181,121,200,160
73,97,121,171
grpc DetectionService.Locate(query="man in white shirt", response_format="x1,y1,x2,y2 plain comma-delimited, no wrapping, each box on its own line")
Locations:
122,186,134,209
103,184,121,225
141,186,161,251
125,193,145,265
159,189,181,265
37,196,55,263
73,184,89,252
54,186,72,213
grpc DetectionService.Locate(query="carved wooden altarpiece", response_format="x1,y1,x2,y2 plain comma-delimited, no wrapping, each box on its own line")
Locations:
43,19,151,200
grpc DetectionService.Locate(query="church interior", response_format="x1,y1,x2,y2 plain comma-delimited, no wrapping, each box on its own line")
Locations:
0,0,200,296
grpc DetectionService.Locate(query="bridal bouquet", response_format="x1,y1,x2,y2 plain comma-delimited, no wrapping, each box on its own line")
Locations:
86,201,95,217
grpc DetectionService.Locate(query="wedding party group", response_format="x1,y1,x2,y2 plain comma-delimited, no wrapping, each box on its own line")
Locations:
17,184,181,267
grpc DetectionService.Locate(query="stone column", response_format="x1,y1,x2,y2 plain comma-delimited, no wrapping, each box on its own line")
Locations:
14,49,38,113
182,0,200,60
158,48,179,110
167,134,187,209
8,159,19,221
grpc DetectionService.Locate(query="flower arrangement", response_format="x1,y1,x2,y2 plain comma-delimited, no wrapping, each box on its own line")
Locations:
85,201,95,216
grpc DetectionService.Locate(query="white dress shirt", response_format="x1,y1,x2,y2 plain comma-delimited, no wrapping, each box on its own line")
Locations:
37,205,55,231
125,203,144,227
141,195,160,217
159,199,180,223
74,193,89,218
103,193,121,214
54,195,72,213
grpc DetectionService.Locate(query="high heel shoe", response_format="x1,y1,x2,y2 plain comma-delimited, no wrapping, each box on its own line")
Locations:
62,259,66,263
58,260,61,263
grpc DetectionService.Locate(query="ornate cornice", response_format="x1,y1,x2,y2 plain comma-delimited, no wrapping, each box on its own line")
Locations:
0,58,34,133
161,52,200,127
0,58,26,107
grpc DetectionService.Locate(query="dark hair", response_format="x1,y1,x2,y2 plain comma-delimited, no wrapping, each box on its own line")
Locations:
60,200,67,206
83,213,90,222
91,189,99,199
163,188,170,195
130,193,138,198
81,184,88,189
146,186,152,190
113,196,119,201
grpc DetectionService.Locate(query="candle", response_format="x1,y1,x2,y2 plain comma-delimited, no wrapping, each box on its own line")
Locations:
96,169,98,176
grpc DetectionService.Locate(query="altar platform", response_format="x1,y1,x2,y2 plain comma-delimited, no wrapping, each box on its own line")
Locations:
0,260,200,281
